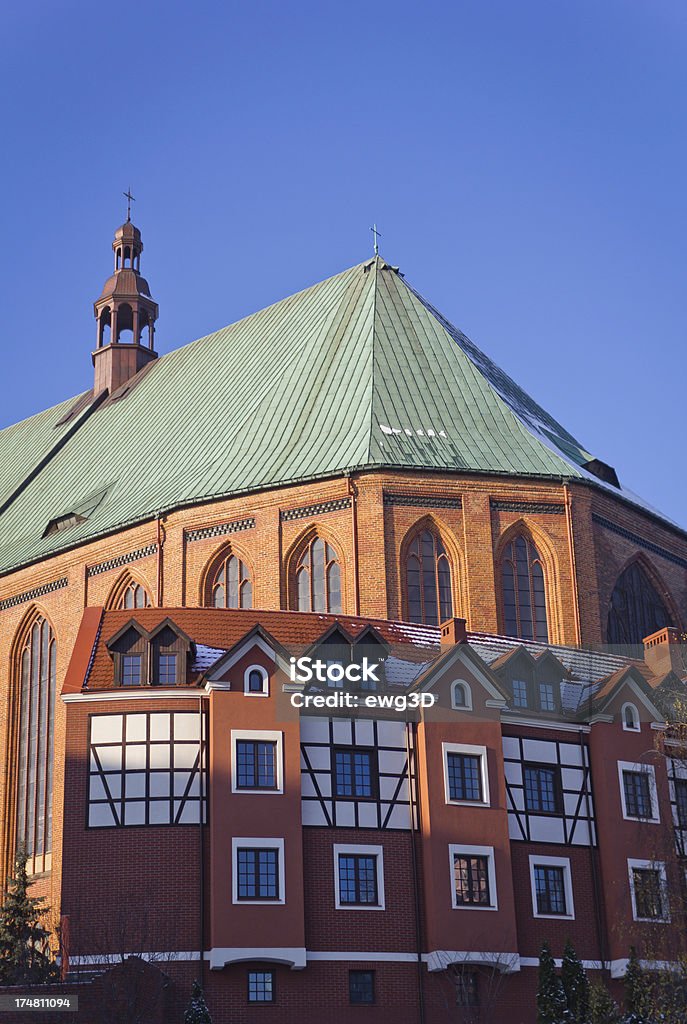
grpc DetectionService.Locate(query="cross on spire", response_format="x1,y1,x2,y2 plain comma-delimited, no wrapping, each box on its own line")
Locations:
370,223,381,256
123,188,135,222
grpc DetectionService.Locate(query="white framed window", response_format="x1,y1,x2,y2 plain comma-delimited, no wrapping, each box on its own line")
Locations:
538,682,556,711
449,844,498,911
232,837,285,905
451,680,472,711
244,664,269,697
442,742,490,807
333,843,385,910
618,761,660,823
621,702,640,732
628,859,669,922
513,679,528,708
528,855,575,920
231,730,283,795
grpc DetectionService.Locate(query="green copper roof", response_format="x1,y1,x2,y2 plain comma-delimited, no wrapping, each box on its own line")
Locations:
0,257,671,576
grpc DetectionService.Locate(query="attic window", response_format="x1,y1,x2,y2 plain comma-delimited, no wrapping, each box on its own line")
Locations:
43,512,87,537
582,459,620,488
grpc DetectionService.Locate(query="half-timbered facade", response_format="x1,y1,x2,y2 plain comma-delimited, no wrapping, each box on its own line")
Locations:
48,606,686,1022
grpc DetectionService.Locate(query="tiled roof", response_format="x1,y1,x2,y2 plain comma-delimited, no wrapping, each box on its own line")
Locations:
83,608,441,690
0,256,679,578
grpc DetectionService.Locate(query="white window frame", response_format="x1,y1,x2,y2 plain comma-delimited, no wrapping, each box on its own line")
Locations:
244,664,269,697
451,680,473,712
618,761,660,823
628,858,670,923
528,855,575,920
333,843,385,911
232,837,285,906
442,742,490,807
621,702,640,732
449,844,498,911
231,730,283,795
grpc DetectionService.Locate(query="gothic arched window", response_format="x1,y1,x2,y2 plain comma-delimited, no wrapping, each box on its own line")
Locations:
16,616,56,866
296,537,341,613
405,529,453,625
501,535,548,642
211,553,252,609
607,562,671,648
121,581,151,610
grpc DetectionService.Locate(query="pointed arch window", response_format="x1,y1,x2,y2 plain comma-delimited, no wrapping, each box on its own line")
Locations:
121,581,151,610
211,553,252,609
406,529,453,625
501,535,548,642
16,617,56,866
296,537,341,613
607,562,671,648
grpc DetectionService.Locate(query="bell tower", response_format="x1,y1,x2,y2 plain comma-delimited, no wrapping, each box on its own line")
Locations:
92,197,159,394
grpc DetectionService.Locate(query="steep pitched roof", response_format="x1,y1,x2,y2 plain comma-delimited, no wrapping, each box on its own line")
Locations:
0,257,677,576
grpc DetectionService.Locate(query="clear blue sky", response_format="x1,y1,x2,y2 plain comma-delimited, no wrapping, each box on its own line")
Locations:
1,1,685,524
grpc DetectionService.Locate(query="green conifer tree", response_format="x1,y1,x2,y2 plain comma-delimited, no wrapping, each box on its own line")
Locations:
589,982,620,1024
622,948,650,1024
0,848,58,986
184,980,212,1024
561,939,590,1022
537,941,567,1024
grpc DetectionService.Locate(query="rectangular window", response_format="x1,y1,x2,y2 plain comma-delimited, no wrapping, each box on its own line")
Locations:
236,741,277,790
237,848,279,900
157,653,177,686
456,971,479,1007
623,770,652,819
524,764,561,814
675,779,687,828
534,865,567,915
539,682,555,711
447,753,483,803
632,868,665,920
453,854,491,906
513,679,528,707
338,854,379,905
349,970,375,1005
334,749,375,798
247,970,275,1003
121,654,142,686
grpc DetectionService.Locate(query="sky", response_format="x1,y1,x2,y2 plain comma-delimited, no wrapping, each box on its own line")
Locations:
0,0,685,524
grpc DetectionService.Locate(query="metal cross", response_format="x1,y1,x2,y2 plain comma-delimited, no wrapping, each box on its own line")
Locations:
370,223,382,256
123,188,135,222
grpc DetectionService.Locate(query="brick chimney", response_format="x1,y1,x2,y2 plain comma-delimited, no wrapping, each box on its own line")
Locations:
440,617,467,646
643,627,687,680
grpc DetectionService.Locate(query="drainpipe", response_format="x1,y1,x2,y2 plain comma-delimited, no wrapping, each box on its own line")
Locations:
405,720,425,1024
198,693,206,988
156,515,166,606
579,725,608,972
347,475,360,616
564,486,582,645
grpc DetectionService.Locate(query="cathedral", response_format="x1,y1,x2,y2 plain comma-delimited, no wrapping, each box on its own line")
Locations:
0,213,685,1022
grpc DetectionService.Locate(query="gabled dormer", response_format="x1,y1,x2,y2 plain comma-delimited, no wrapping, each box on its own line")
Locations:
491,645,568,715
105,617,193,687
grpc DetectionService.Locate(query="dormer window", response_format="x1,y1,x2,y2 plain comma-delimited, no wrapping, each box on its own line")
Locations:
122,654,142,686
106,618,191,688
539,683,556,712
158,653,177,686
513,680,528,708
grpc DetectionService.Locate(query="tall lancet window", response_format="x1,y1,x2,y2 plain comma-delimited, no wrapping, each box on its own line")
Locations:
296,538,342,613
607,562,671,648
406,529,453,625
501,535,548,642
211,553,252,609
121,581,151,610
16,616,56,868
